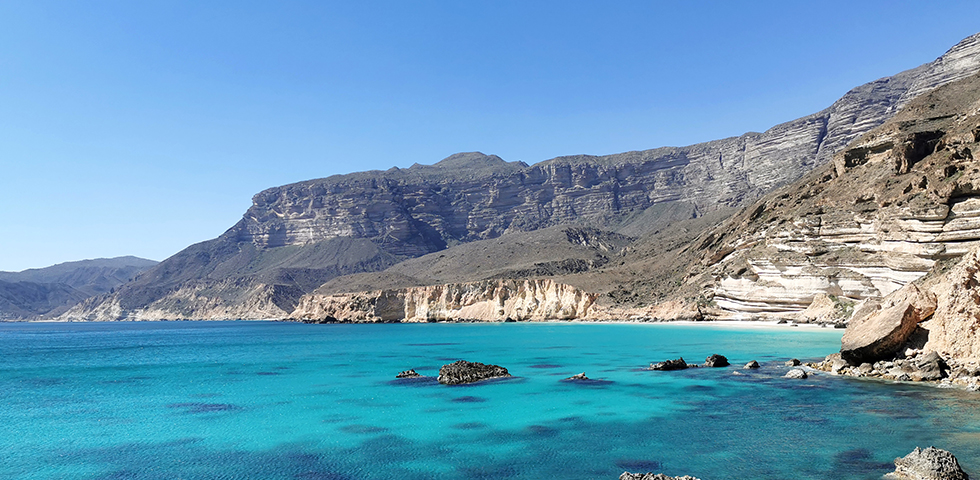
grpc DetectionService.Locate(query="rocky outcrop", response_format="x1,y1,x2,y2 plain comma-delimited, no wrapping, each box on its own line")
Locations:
62,34,980,322
395,369,421,378
292,278,598,323
840,283,937,364
888,447,969,480
649,358,688,371
703,354,730,367
744,360,760,369
920,247,980,362
619,474,701,480
437,360,510,385
564,373,589,381
784,369,808,379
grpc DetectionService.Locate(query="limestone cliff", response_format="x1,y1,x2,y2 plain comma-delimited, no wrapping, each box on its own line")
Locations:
63,32,980,322
292,279,598,323
686,67,980,321
920,247,980,362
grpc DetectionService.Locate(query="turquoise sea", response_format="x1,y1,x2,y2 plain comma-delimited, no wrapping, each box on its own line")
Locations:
2,321,980,480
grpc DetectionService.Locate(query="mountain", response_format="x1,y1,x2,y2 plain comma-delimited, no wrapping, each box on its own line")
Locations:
63,33,980,322
0,256,158,320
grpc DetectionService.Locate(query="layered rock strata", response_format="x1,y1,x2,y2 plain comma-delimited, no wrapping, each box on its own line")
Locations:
63,34,980,322
292,278,598,323
695,66,980,321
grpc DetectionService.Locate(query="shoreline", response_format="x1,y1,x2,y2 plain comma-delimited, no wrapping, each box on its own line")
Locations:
11,317,840,330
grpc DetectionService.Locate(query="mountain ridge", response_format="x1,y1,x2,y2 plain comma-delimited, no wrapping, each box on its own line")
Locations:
60,32,980,322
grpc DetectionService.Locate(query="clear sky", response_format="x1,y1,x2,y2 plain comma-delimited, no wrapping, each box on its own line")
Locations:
1,1,977,272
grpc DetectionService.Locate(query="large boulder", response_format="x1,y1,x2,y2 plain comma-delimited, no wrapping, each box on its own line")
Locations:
889,446,968,480
649,358,688,371
841,283,936,365
437,360,511,385
703,354,730,367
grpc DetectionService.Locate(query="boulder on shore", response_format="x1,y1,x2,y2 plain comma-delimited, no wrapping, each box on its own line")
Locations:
888,446,968,480
395,369,421,378
703,354,730,367
619,473,701,480
841,283,937,365
437,360,511,385
649,358,688,371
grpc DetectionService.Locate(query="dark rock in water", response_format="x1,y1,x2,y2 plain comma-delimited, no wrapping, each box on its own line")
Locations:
437,360,510,385
744,360,760,369
565,372,589,380
785,369,808,379
619,473,702,480
703,354,729,367
890,446,968,480
649,358,688,371
396,369,421,378
785,358,801,366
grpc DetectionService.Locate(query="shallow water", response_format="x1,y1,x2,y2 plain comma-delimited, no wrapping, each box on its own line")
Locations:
2,321,979,480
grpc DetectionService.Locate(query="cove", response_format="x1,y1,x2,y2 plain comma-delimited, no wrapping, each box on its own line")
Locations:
2,321,978,480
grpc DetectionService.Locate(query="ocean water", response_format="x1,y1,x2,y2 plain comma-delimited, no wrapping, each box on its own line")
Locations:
2,321,980,480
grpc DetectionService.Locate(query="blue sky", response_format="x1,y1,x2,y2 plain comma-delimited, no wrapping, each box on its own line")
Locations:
1,1,977,272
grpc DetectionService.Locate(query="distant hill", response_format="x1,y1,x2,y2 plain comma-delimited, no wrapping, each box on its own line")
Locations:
0,256,158,320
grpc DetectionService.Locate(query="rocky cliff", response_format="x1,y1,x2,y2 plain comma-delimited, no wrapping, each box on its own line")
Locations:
62,33,980,322
292,279,598,323
686,66,980,321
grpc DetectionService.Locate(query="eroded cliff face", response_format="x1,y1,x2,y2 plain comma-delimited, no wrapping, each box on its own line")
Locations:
920,247,980,362
292,279,598,323
692,69,980,321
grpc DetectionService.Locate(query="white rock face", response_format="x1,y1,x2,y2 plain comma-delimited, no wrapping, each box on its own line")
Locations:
291,279,599,323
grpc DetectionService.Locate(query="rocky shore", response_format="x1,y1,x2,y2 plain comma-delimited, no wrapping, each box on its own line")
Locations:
622,446,970,480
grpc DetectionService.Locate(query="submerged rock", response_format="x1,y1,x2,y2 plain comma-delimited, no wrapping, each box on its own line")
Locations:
744,360,760,369
785,369,808,379
703,354,730,367
619,473,701,480
395,369,421,378
889,446,968,480
649,358,688,371
437,360,511,385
